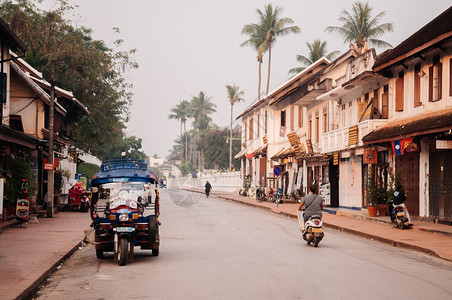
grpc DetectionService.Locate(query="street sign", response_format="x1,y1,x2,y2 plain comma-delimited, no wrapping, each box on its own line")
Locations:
273,165,282,176
44,163,54,170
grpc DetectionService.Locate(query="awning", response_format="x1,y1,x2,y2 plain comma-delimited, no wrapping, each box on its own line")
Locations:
270,147,286,160
280,146,295,158
234,147,247,159
362,107,452,144
253,143,268,155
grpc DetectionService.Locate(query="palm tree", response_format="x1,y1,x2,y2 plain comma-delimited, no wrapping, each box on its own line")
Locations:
256,4,300,94
168,100,191,161
241,24,267,100
226,84,245,171
325,1,394,53
289,40,340,74
190,91,216,131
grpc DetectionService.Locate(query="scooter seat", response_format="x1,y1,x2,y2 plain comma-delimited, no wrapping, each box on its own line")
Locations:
310,215,322,220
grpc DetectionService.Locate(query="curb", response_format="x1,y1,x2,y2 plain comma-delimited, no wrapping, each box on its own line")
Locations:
14,236,86,300
185,188,449,262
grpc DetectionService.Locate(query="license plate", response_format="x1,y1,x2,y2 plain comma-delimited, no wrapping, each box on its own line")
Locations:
116,227,133,233
312,227,322,233
397,212,405,217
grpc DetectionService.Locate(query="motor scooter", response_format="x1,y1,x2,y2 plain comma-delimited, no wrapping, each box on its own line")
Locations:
387,200,410,229
69,182,89,212
297,210,324,247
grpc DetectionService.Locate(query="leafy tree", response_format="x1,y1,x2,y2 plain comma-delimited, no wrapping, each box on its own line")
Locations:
244,4,300,94
0,0,138,160
104,135,147,160
197,126,242,170
168,100,191,161
288,40,340,74
325,1,394,52
226,84,244,170
189,91,216,131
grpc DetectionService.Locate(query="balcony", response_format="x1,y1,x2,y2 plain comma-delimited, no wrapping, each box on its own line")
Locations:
321,119,388,153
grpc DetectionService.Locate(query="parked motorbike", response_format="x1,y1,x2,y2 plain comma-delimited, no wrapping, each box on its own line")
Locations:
16,179,30,225
69,182,90,212
388,200,410,229
256,187,265,202
297,210,324,247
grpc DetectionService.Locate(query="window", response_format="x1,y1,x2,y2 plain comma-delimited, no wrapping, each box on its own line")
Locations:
308,114,312,140
429,55,442,102
249,118,253,140
395,71,404,111
264,110,268,134
382,85,389,118
281,110,286,127
257,114,260,137
414,64,421,107
298,106,303,128
373,88,379,110
323,107,327,133
290,106,294,131
0,72,6,103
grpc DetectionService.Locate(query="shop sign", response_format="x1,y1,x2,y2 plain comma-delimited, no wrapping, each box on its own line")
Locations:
436,140,452,149
363,150,378,164
43,158,60,170
341,151,351,158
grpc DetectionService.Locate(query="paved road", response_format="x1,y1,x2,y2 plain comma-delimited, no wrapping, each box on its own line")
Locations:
38,189,452,299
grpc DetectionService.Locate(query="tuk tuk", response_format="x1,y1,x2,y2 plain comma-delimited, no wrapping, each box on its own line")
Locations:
90,159,160,266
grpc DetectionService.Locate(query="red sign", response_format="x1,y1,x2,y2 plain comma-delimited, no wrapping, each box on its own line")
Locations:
363,150,378,164
43,158,60,170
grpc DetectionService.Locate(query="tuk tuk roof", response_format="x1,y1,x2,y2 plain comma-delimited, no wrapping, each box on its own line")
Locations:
90,159,157,186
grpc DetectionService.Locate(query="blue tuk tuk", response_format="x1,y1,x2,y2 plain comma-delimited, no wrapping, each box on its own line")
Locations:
90,159,160,266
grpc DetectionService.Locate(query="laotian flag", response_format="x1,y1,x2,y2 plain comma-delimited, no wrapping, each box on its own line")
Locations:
392,140,403,156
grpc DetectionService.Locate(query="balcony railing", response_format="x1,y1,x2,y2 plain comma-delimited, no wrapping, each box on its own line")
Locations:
321,119,388,153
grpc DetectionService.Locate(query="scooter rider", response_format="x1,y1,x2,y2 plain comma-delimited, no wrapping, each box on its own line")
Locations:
392,185,412,225
298,185,324,232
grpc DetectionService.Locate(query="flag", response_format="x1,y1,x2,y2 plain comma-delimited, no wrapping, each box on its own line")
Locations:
401,138,414,152
246,153,255,161
391,140,403,156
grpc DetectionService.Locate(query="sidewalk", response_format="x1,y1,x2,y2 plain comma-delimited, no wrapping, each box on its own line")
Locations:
0,212,91,300
190,189,452,262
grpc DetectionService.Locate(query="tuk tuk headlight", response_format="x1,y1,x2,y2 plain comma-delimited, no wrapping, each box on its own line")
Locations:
119,213,129,222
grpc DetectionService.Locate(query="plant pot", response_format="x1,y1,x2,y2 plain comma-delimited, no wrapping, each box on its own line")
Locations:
367,206,378,217
377,204,388,216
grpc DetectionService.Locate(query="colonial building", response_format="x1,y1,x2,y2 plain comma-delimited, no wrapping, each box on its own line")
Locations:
363,7,452,222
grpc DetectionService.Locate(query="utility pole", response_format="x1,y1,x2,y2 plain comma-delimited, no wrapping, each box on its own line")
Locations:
47,61,55,217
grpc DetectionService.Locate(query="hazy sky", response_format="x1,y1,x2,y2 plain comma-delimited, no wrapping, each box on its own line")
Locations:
41,0,452,159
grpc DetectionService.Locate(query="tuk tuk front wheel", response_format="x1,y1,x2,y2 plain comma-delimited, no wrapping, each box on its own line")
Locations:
96,249,104,259
118,237,128,266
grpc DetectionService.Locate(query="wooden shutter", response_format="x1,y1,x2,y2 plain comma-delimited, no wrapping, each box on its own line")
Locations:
438,62,442,100
395,77,404,111
429,66,433,102
382,93,388,119
414,64,421,107
249,118,253,140
290,106,294,130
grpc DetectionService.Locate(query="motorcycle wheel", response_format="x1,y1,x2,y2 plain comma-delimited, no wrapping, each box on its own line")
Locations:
152,248,159,256
96,249,104,259
118,237,128,266
313,236,319,247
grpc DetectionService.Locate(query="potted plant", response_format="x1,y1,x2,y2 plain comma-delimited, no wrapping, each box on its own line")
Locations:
376,187,388,216
366,165,378,217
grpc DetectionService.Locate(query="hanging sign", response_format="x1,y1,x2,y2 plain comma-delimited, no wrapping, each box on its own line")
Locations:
363,150,378,164
333,152,339,165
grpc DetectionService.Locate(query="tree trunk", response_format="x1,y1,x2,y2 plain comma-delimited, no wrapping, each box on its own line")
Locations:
258,57,262,100
184,121,188,162
266,42,272,94
229,103,233,171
